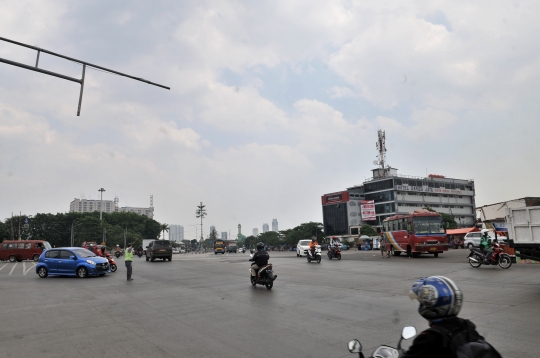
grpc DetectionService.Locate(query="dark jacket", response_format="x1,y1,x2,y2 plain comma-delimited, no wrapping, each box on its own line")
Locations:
249,250,269,267
401,317,482,358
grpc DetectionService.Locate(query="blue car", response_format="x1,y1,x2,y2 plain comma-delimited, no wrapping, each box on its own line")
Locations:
36,247,110,278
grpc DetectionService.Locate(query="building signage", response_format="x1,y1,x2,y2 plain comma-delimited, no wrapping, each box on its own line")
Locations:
322,191,349,205
396,185,462,195
360,200,376,220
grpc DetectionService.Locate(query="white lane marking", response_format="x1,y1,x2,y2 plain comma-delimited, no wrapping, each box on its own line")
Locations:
0,263,8,272
23,262,36,275
9,262,18,275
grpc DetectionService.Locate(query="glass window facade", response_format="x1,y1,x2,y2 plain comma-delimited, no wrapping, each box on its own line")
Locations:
323,204,348,236
364,179,393,193
375,203,395,214
365,190,394,202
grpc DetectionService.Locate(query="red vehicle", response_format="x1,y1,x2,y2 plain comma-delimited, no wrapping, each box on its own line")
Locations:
467,241,512,269
327,243,342,260
382,210,448,257
0,240,52,262
84,244,118,272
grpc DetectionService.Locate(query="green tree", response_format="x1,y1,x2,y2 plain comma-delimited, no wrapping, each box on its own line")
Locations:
160,223,169,240
280,222,323,245
244,235,256,248
258,231,280,246
360,224,378,236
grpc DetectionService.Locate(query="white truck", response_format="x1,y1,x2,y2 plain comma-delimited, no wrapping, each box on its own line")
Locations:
506,206,540,261
142,239,153,255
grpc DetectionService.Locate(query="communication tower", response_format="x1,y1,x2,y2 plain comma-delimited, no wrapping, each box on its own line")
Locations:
374,130,390,176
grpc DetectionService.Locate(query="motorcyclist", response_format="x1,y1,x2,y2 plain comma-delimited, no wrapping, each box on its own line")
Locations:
249,242,269,281
309,236,318,257
402,276,501,358
479,229,493,264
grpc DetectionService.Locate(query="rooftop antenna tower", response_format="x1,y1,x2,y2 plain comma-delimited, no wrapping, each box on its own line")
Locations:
374,129,390,176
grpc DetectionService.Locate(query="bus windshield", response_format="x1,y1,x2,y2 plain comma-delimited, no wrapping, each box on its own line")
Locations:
413,216,445,234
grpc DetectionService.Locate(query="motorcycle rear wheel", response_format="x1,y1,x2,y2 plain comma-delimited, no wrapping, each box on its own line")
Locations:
498,254,512,269
469,253,482,268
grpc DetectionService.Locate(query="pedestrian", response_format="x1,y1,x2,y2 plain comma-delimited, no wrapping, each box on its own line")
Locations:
380,233,389,258
125,238,138,281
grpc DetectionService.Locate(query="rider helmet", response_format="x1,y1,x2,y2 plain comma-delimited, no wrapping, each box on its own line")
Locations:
256,242,264,251
481,229,489,235
408,276,463,321
311,236,316,241
116,244,120,247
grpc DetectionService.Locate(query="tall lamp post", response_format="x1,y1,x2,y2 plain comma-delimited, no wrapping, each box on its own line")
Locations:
196,202,206,252
189,224,198,252
98,188,106,244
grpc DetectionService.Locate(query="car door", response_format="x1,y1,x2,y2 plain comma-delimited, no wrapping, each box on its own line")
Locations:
44,250,61,273
58,250,78,274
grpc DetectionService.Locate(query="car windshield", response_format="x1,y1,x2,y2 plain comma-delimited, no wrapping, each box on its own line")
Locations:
413,216,445,234
43,242,52,249
72,248,96,258
154,241,171,248
300,240,310,245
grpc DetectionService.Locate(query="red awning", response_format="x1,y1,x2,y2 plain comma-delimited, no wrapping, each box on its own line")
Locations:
447,227,480,235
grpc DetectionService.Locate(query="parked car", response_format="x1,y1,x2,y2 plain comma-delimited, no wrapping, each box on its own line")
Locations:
172,248,180,254
36,247,110,278
341,244,349,251
296,240,311,257
464,231,498,248
145,240,173,262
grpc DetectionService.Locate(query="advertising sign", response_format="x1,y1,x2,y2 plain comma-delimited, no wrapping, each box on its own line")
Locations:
321,191,349,205
360,200,376,221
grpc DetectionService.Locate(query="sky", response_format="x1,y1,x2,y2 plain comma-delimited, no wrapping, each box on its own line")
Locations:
1,0,539,240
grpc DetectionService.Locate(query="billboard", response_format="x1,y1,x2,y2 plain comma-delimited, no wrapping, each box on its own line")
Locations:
360,200,376,221
321,191,349,205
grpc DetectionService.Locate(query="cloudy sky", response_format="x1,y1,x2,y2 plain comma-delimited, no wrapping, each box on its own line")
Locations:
1,1,538,238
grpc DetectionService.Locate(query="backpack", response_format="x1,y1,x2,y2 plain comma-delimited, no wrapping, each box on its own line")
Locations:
428,320,502,358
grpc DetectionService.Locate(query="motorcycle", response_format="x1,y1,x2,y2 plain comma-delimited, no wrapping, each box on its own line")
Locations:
136,249,143,258
305,245,322,263
249,254,277,290
348,326,416,358
327,244,342,260
115,250,121,258
467,241,512,269
105,253,117,272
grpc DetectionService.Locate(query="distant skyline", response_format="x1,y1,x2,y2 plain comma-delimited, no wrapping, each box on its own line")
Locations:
2,1,540,234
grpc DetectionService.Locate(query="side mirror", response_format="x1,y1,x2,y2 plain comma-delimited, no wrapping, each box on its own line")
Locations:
347,339,362,353
402,326,416,340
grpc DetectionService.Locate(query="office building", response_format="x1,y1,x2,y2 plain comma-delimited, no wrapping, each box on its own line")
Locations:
272,219,278,232
169,225,184,242
262,223,269,233
221,232,228,240
70,195,154,219
253,228,258,236
210,226,216,236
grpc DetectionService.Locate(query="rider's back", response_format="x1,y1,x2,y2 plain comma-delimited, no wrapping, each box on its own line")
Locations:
252,250,269,266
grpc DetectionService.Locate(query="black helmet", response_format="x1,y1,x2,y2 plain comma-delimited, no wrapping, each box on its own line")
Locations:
256,242,264,250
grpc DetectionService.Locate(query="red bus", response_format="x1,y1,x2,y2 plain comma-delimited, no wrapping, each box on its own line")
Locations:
0,240,52,262
382,210,448,257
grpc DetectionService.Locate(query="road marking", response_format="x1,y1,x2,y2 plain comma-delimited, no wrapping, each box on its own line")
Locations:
0,263,8,272
9,262,18,275
23,262,36,275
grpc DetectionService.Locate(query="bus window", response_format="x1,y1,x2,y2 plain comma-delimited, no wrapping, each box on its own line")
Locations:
413,216,445,234
25,243,31,249
407,221,412,234
17,243,24,249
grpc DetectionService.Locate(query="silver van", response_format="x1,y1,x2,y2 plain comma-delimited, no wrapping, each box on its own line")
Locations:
464,231,497,248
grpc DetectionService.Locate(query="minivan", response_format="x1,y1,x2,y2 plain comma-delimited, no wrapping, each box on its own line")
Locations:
0,240,52,262
464,231,498,248
145,240,173,262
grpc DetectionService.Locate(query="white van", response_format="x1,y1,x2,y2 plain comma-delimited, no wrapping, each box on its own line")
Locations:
464,231,498,248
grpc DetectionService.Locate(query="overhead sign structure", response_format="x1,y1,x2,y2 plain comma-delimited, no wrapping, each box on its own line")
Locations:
0,36,170,116
360,200,376,221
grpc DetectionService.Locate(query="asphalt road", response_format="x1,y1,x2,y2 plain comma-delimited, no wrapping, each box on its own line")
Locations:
0,249,539,358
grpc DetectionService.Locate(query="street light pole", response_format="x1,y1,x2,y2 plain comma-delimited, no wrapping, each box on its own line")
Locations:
98,188,106,244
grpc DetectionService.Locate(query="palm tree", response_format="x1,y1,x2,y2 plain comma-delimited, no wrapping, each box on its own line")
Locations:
160,223,169,240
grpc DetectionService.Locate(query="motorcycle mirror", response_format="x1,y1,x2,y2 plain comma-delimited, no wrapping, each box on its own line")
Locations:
401,326,416,340
249,254,254,258
347,339,362,353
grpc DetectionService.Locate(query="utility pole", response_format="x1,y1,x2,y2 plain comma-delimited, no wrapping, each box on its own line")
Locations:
98,188,105,244
196,202,206,253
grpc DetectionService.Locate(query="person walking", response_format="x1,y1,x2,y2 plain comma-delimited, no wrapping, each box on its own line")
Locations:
125,238,138,281
380,233,389,258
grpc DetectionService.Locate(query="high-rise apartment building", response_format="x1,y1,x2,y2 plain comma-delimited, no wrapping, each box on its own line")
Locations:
210,226,216,236
262,223,269,233
169,225,184,242
70,196,154,219
221,232,228,240
253,228,258,236
272,219,278,232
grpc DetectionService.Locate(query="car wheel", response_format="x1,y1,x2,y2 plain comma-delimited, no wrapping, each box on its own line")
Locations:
33,254,40,262
168,256,172,261
37,267,48,278
434,253,439,258
8,255,16,263
151,256,155,262
77,267,88,278
110,264,117,272
467,243,474,249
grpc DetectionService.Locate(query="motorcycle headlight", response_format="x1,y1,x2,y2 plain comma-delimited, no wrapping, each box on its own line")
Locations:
86,260,96,265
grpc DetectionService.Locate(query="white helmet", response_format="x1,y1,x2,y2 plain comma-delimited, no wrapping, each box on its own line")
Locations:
116,244,120,247
481,229,489,234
